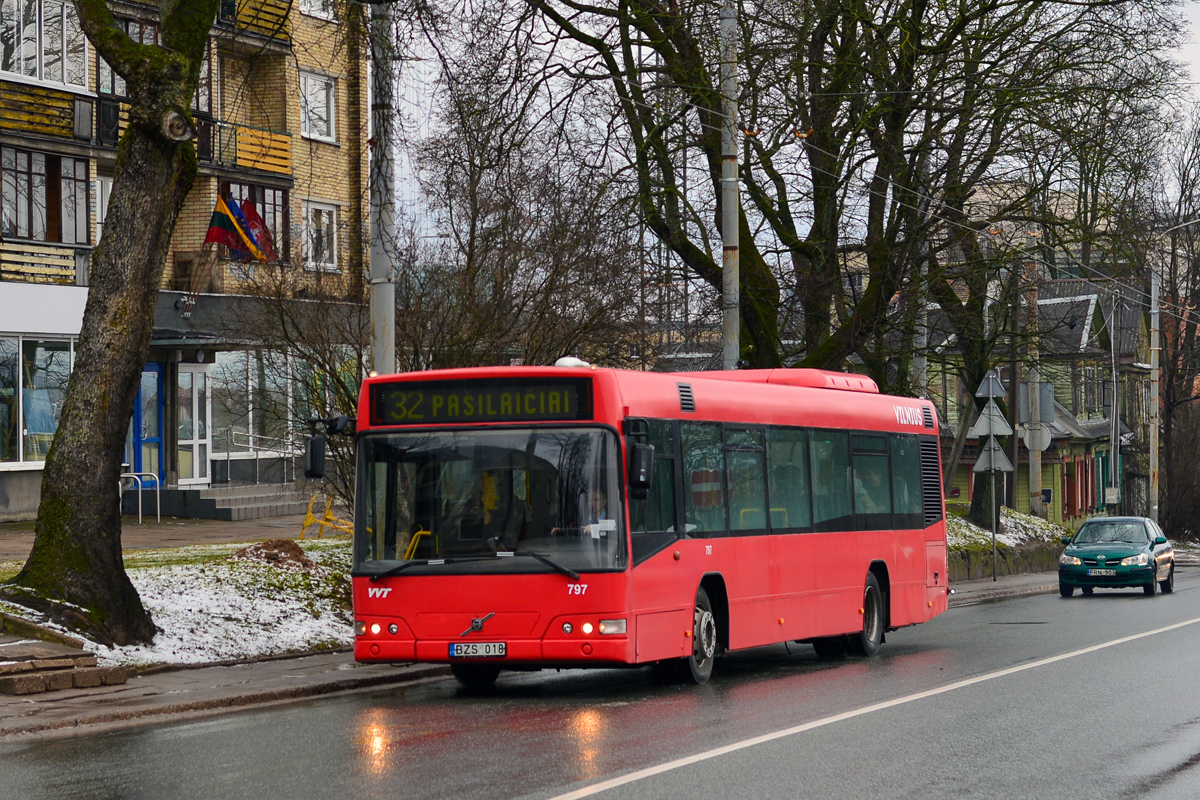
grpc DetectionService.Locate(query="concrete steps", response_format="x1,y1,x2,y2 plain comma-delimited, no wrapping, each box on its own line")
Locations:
0,634,127,695
122,483,310,521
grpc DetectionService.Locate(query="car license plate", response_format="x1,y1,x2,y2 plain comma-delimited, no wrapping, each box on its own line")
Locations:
1087,568,1116,576
449,642,506,658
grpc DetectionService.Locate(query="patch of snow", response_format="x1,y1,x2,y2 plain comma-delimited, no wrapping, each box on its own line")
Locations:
946,504,1069,550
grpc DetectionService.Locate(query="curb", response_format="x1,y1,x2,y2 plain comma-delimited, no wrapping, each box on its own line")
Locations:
0,662,451,740
948,583,1057,607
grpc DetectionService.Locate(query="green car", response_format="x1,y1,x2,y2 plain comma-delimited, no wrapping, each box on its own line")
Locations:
1059,517,1174,597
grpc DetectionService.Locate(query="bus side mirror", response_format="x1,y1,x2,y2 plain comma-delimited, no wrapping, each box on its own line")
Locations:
305,434,327,479
629,443,654,500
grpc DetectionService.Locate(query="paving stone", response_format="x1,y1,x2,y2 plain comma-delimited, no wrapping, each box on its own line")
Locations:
0,673,48,695
31,658,78,670
0,661,33,676
100,666,129,685
72,668,105,688
45,670,75,692
72,655,98,668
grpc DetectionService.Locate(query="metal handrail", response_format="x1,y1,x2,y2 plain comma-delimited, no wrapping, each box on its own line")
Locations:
219,427,304,485
119,472,161,524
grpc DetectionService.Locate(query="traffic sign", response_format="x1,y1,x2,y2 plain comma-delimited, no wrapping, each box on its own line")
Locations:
975,370,1006,399
1023,425,1051,452
967,399,1013,439
973,436,1014,473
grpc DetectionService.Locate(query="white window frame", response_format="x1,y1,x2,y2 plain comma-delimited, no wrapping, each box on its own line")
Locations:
0,0,88,88
300,71,336,142
299,0,335,21
302,200,338,271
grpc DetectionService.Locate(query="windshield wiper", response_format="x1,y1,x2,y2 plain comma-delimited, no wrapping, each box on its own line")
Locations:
498,550,580,580
370,551,579,582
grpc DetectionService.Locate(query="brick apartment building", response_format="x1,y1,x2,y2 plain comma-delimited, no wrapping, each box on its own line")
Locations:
0,0,369,520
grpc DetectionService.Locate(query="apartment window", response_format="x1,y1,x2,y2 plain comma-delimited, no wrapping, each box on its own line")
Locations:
1,146,90,243
302,201,338,270
224,181,288,260
0,0,86,87
300,0,334,20
300,72,336,141
96,19,159,98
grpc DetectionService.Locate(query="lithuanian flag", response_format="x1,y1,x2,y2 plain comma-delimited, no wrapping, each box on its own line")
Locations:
204,196,266,261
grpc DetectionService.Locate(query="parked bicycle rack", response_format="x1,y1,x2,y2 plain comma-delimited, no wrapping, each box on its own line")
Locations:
119,472,161,524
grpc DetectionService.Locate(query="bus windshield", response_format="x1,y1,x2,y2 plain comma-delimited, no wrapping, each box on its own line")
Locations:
355,427,625,573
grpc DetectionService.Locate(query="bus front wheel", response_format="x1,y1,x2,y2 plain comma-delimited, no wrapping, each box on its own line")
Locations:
684,587,719,684
451,663,501,689
848,573,884,657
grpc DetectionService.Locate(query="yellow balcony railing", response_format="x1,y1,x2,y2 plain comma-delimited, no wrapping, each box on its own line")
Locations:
0,241,79,284
198,119,292,176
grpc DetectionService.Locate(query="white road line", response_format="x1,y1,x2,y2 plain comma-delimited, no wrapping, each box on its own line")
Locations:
548,615,1200,799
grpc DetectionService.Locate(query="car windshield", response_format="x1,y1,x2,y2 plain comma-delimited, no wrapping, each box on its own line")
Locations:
355,427,624,573
1073,522,1147,544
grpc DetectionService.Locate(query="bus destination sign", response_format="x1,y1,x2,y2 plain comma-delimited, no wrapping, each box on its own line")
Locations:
370,378,593,425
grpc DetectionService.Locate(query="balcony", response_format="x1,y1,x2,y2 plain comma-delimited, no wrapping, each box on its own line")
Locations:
0,241,84,285
197,119,292,176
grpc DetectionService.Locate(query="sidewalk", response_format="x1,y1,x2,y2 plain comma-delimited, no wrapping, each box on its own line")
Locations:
947,571,1058,606
0,650,449,740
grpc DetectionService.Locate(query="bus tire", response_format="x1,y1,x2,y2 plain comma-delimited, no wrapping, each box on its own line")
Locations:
450,663,501,689
811,637,846,659
684,586,719,684
848,573,884,657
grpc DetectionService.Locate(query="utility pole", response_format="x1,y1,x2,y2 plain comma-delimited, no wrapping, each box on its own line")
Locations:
1149,266,1160,523
368,0,397,376
719,0,739,370
1026,230,1043,518
1108,292,1120,513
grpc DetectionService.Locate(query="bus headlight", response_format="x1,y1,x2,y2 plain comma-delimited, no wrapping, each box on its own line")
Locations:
598,619,626,635
370,623,382,635
582,622,594,634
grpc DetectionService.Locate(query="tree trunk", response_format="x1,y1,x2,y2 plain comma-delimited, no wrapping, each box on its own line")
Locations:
10,131,197,645
4,0,215,645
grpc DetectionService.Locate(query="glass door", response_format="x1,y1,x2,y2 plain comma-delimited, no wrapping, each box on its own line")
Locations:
177,366,211,486
125,365,163,487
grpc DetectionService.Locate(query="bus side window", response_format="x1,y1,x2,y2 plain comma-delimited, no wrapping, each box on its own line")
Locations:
810,430,852,532
726,428,766,532
766,427,811,532
631,420,677,535
681,422,726,536
891,433,923,529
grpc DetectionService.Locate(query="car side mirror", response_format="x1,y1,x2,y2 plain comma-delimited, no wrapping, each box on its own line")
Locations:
1155,536,1167,545
628,442,654,501
1061,536,1072,545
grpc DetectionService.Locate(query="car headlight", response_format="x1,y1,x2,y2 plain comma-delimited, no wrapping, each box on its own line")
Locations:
1060,553,1082,566
1121,553,1149,566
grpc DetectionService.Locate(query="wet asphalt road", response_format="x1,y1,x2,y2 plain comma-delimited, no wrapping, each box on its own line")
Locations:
4,570,1200,800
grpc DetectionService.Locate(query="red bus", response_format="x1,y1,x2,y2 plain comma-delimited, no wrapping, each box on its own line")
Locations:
347,364,949,687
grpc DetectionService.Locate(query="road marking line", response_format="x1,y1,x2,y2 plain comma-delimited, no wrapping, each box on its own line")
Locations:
549,615,1200,799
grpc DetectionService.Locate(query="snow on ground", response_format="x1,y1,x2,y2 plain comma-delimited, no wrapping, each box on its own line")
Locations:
0,537,354,669
945,502,1069,549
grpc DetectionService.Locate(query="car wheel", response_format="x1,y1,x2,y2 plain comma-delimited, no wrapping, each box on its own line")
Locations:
1081,586,1094,596
848,573,885,657
1161,563,1175,594
683,587,718,684
450,663,501,689
1144,574,1158,597
1059,583,1074,598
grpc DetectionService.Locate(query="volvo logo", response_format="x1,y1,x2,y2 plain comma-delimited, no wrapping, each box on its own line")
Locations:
461,612,495,637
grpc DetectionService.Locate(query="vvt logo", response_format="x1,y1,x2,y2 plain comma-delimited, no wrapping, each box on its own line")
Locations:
367,587,392,598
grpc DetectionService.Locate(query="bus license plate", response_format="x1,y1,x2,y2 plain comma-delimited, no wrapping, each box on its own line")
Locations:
1088,569,1116,576
449,642,506,659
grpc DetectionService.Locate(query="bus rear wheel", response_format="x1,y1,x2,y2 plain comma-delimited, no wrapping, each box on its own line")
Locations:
451,663,501,689
683,587,718,684
847,573,884,657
